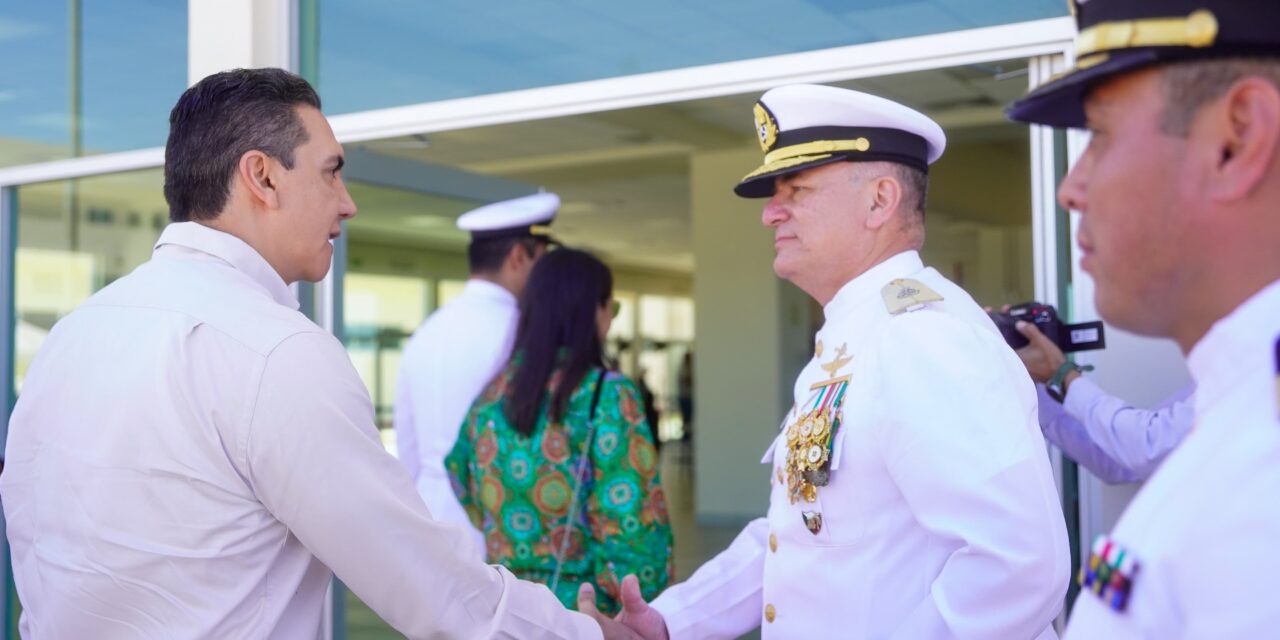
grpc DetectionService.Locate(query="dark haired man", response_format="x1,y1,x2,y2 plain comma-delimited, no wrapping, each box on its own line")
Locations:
1007,1,1280,636
0,68,611,638
394,193,558,559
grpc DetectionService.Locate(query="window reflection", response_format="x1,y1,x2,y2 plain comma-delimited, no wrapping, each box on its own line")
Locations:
0,2,187,168
13,169,167,392
315,0,1065,114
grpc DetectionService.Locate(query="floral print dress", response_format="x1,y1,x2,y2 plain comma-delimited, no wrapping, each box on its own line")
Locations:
446,365,674,614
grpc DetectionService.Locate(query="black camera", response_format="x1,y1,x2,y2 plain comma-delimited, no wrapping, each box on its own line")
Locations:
988,302,1106,353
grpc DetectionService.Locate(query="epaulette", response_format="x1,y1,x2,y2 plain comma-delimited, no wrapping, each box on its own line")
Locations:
881,278,943,315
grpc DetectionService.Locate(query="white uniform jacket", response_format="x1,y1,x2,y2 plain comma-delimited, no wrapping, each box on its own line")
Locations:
0,223,600,639
1064,278,1280,639
652,251,1070,639
1037,378,1195,484
394,279,517,558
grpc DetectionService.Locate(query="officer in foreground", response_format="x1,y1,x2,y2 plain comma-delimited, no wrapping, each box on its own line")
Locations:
1008,0,1280,636
395,192,559,559
585,84,1070,639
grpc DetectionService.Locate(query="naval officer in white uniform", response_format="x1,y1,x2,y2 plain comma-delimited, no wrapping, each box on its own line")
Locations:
589,84,1070,639
1008,0,1280,637
394,192,559,559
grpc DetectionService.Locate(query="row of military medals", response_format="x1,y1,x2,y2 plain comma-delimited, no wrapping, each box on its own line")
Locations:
784,342,852,534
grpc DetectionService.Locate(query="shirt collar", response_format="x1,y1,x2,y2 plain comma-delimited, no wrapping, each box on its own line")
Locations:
1187,277,1280,412
153,222,298,310
463,278,518,309
822,250,924,321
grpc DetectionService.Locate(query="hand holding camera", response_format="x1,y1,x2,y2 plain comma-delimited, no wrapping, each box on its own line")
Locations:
988,302,1104,401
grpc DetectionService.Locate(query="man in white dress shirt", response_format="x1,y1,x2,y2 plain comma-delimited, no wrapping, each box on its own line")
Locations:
1012,319,1194,484
394,192,558,560
0,68,627,639
588,84,1070,639
1007,0,1280,636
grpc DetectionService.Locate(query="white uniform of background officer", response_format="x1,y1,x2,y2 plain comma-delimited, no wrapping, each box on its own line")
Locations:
1008,0,1280,636
592,84,1070,640
394,193,558,559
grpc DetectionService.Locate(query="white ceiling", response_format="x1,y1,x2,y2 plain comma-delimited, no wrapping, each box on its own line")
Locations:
345,60,1032,272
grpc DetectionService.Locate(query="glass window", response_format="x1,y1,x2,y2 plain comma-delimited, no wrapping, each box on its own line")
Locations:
313,0,1065,114
0,2,188,168
343,273,432,440
13,169,167,393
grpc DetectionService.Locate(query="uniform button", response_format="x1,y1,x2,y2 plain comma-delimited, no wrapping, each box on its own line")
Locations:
769,533,778,552
764,603,776,623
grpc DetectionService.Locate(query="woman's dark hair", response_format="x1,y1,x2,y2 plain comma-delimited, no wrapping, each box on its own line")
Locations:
505,248,613,436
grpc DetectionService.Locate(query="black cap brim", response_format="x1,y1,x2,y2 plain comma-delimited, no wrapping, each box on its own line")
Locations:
1007,49,1166,128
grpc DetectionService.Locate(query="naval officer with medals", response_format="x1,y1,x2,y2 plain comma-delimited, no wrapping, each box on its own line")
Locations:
1008,0,1280,636
585,84,1070,639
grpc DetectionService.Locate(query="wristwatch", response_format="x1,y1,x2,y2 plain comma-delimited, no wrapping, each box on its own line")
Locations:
1046,361,1094,403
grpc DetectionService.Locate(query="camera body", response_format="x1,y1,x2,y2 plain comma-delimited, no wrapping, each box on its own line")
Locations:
988,302,1105,353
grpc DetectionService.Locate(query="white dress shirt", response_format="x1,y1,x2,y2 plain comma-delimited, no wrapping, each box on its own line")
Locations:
1,222,600,640
1063,278,1280,639
652,251,1070,639
394,279,517,559
1037,378,1195,484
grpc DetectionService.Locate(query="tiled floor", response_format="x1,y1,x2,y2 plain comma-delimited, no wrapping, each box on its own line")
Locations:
344,443,760,639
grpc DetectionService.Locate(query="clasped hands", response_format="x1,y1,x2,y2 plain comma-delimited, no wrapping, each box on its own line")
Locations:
577,574,670,640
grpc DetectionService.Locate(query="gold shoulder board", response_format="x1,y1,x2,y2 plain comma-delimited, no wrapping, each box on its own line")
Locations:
881,278,943,315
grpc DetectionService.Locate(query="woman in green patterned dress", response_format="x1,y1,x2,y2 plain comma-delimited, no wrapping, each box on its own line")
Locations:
446,248,674,614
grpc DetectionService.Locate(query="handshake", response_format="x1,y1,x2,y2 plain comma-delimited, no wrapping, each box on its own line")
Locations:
578,575,669,640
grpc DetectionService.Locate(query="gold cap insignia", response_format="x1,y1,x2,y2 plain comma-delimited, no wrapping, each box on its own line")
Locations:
754,102,779,152
882,278,943,315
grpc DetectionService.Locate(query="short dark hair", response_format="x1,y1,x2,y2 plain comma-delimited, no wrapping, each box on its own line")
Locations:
467,236,541,274
1159,57,1280,137
504,248,613,435
164,68,321,222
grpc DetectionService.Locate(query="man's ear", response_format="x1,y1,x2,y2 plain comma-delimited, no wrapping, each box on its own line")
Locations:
1206,77,1280,202
238,150,280,209
865,175,903,230
504,240,530,273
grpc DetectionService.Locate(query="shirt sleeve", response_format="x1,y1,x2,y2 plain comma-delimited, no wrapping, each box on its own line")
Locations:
650,518,768,640
874,312,1070,640
1037,384,1144,484
586,377,674,604
245,331,601,640
1062,377,1195,481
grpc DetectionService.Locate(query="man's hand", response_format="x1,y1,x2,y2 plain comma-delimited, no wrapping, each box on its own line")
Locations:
577,576,670,640
615,575,669,640
1014,320,1068,384
578,582,643,639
